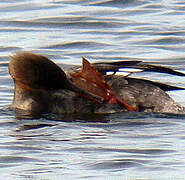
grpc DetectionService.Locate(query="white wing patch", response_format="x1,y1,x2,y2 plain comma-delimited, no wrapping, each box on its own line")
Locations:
106,68,143,76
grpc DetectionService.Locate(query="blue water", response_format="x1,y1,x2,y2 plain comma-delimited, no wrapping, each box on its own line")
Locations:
1,0,185,179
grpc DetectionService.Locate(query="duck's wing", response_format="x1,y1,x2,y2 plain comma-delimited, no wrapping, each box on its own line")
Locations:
93,60,185,76
126,77,185,91
93,60,185,91
93,61,142,75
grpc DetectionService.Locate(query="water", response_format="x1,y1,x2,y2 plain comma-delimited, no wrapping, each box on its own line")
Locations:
1,0,185,179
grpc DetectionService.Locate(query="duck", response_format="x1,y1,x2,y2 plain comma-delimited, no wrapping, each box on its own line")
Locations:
9,51,185,115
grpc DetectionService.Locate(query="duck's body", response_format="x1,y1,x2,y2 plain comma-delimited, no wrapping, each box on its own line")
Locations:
9,52,185,115
46,76,185,114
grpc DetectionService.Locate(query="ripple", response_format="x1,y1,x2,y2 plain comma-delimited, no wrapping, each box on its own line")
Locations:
89,0,146,7
89,158,147,170
0,46,22,52
137,37,185,45
0,156,43,164
0,20,122,29
41,41,113,50
67,147,176,155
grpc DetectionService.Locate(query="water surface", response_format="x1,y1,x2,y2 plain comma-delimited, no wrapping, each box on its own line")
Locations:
0,0,185,179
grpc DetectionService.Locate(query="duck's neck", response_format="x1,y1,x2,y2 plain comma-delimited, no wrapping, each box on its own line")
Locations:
12,81,50,114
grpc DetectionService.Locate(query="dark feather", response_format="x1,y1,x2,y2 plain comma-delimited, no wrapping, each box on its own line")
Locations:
127,77,185,91
93,60,185,76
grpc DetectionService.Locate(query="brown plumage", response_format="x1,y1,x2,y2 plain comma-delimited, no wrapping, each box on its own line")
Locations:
9,51,185,115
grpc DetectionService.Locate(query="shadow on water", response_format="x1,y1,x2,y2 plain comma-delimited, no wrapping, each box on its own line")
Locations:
2,105,184,132
14,108,185,122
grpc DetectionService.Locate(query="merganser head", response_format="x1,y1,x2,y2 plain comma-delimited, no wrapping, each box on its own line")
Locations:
9,52,71,113
9,52,73,91
9,52,102,114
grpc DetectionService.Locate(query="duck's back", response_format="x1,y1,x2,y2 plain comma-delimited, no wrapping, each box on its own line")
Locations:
105,75,185,113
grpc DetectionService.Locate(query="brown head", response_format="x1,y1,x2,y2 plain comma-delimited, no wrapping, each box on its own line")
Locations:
9,52,73,91
9,52,77,113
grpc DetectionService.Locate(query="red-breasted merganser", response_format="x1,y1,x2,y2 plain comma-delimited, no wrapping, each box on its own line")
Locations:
9,52,185,115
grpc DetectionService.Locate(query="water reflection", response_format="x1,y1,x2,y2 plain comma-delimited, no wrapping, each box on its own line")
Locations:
1,0,185,179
